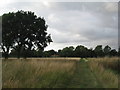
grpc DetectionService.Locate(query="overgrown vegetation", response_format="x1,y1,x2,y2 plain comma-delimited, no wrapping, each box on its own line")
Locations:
3,58,77,88
3,57,119,88
88,57,119,88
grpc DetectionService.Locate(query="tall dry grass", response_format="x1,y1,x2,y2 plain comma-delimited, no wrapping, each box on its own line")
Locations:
3,59,78,88
88,57,118,88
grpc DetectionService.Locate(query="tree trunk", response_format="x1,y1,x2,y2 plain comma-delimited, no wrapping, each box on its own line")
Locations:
17,51,20,59
4,52,8,59
17,44,22,59
4,47,9,59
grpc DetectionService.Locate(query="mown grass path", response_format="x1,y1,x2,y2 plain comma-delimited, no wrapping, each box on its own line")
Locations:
67,58,103,88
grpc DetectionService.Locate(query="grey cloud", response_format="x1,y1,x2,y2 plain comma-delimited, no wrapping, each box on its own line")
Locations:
48,2,117,14
48,28,89,43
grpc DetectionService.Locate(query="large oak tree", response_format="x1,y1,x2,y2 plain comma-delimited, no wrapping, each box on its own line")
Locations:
1,10,52,58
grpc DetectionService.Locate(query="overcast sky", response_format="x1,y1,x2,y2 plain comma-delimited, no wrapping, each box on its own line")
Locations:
0,1,118,51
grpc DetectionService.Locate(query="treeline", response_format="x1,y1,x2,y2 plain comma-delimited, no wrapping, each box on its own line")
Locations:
1,11,119,59
6,45,119,58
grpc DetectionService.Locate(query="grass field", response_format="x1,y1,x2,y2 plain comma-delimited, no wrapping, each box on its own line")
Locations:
88,57,119,88
2,57,119,88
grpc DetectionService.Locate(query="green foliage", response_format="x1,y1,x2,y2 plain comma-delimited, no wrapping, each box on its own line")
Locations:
59,46,74,57
103,45,111,56
9,44,118,58
94,45,104,57
74,45,89,57
2,13,15,58
1,10,52,58
43,50,57,57
109,49,117,56
118,46,120,56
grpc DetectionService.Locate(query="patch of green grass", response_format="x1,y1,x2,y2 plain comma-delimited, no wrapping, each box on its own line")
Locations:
67,58,103,88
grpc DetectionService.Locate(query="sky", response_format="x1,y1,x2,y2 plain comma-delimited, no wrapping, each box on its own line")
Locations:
0,0,118,51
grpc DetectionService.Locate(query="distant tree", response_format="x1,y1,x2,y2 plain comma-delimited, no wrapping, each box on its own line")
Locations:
103,45,111,56
43,50,57,57
35,49,43,57
43,51,50,57
118,46,120,57
74,45,88,58
60,46,74,57
109,49,117,56
68,46,74,57
94,45,104,57
87,48,95,57
48,50,57,56
58,49,62,55
1,10,52,59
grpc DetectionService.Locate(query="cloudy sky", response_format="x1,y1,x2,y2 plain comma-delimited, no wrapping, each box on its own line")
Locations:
0,1,118,51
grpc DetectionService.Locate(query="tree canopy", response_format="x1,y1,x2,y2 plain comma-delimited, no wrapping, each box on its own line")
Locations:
1,10,52,58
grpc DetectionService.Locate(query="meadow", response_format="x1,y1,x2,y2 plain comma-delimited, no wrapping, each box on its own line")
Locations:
88,57,119,88
2,57,119,88
3,58,78,88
